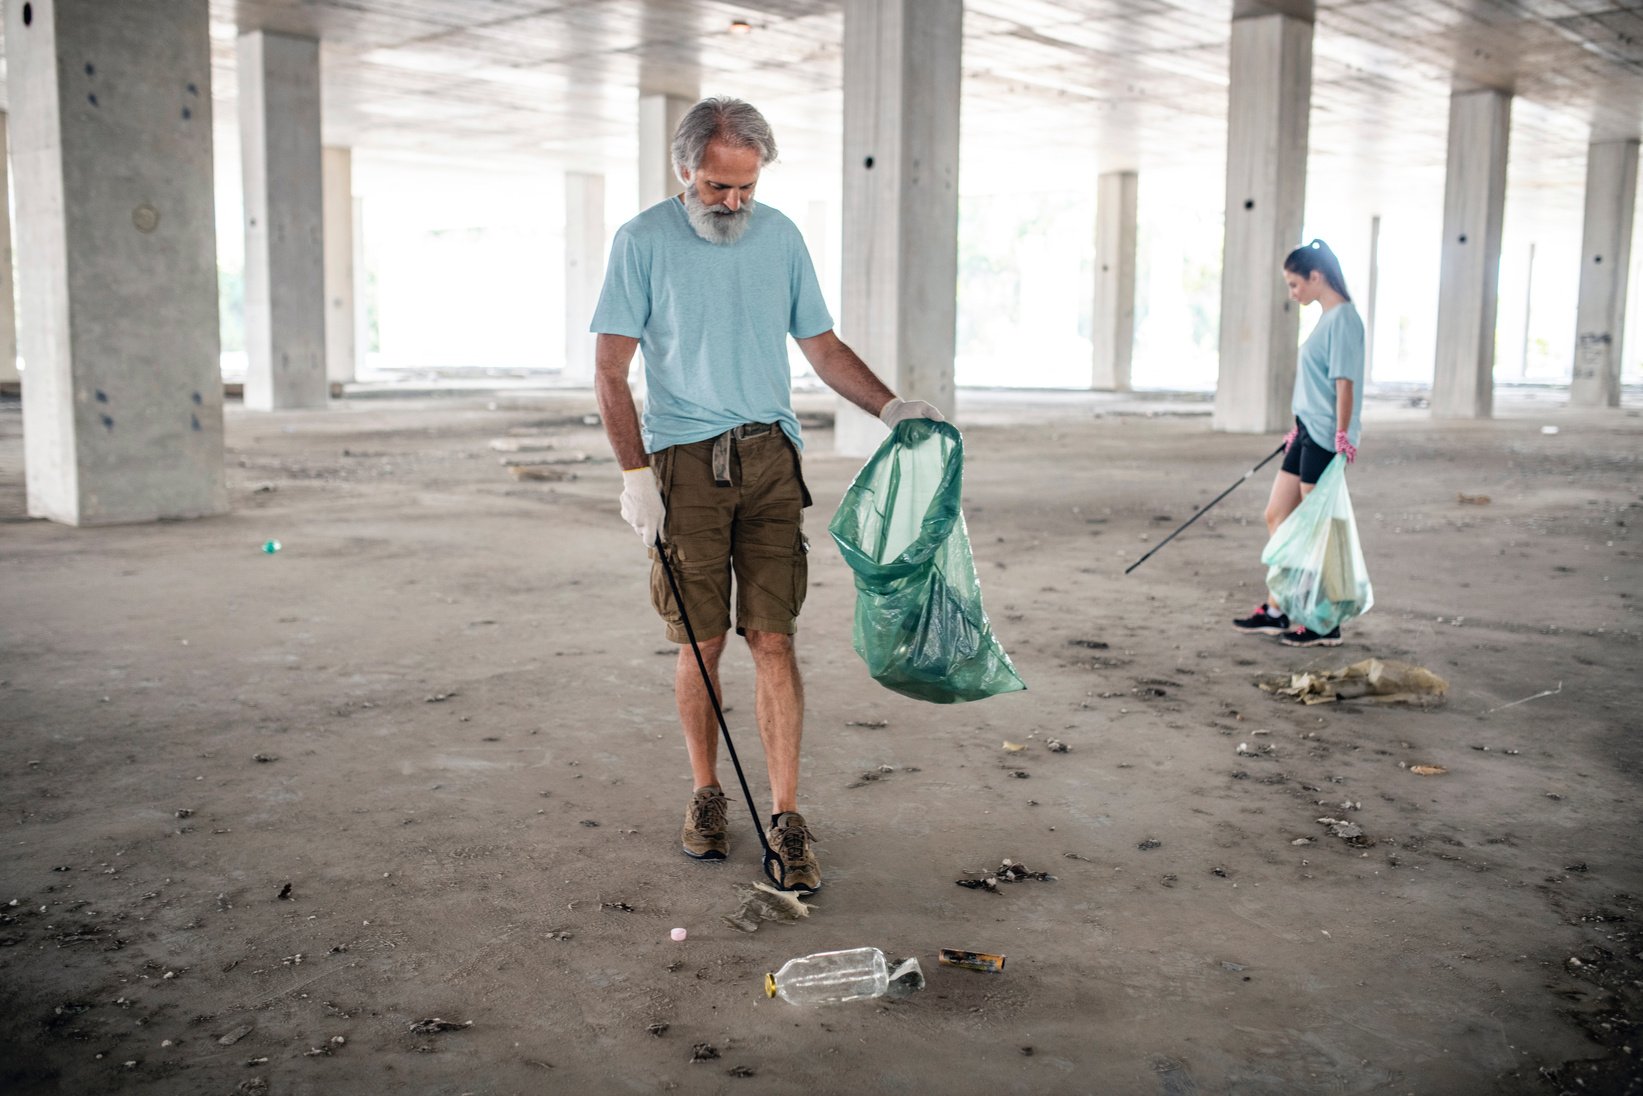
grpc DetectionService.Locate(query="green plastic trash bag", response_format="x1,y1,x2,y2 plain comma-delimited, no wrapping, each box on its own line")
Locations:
1261,455,1373,634
828,419,1026,704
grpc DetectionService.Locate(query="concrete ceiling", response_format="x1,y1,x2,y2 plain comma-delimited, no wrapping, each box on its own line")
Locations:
5,2,1643,218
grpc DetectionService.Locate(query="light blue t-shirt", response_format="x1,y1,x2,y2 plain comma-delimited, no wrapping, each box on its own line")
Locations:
1293,301,1365,450
589,197,834,454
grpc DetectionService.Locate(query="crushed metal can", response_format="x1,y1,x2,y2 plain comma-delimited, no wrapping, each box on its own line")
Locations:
938,948,1007,973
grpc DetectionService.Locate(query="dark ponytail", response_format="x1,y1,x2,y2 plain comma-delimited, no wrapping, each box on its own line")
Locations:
1284,239,1350,300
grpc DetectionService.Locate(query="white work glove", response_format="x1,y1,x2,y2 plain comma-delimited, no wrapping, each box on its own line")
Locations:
879,397,946,427
619,467,665,547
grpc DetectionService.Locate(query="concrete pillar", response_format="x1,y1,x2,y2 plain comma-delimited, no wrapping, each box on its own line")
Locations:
1213,12,1313,434
837,0,962,457
638,93,693,210
0,112,16,386
1092,170,1138,391
322,146,355,386
565,171,604,384
1520,241,1536,378
238,31,326,411
1570,139,1638,408
352,196,369,374
1365,213,1380,383
9,0,225,525
1431,89,1511,419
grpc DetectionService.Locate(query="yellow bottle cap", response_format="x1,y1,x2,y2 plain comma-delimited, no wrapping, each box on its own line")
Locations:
764,973,777,998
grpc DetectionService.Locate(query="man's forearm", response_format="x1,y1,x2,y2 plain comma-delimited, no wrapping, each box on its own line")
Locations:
802,331,897,418
595,334,648,470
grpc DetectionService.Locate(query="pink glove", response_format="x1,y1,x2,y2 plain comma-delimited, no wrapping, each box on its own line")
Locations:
1334,431,1356,464
1282,426,1299,453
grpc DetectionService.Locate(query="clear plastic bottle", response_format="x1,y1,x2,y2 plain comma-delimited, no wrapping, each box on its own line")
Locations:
764,947,924,1005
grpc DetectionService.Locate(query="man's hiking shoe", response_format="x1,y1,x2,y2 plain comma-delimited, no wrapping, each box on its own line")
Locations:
767,811,821,894
1232,603,1289,635
681,786,729,861
1280,625,1342,648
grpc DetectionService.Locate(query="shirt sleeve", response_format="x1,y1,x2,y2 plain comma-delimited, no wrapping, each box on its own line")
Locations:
589,227,649,337
788,232,834,340
1327,309,1366,383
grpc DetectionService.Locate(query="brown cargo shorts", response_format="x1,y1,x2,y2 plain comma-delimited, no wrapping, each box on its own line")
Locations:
648,425,812,643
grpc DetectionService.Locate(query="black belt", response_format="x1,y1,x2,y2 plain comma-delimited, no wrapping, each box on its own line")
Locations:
711,422,778,487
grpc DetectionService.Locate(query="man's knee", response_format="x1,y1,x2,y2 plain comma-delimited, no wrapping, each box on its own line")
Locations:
743,628,795,661
681,632,728,666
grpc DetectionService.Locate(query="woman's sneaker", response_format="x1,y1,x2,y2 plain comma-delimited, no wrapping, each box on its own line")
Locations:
1280,625,1342,647
1232,603,1289,635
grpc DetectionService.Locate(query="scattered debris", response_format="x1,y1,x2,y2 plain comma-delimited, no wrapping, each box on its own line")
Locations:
646,1022,668,1037
1068,639,1109,649
845,719,887,728
509,465,574,482
174,808,194,819
938,948,1007,973
1045,739,1070,753
218,1025,254,1046
601,901,635,913
1137,839,1162,851
1485,681,1563,714
1317,817,1374,847
1008,770,1030,779
251,753,278,763
1259,659,1448,706
723,881,811,933
956,859,1055,892
1409,765,1448,776
691,1043,720,1062
1159,874,1178,887
303,1036,346,1057
425,692,457,703
408,1018,472,1035
727,1065,756,1078
580,820,600,828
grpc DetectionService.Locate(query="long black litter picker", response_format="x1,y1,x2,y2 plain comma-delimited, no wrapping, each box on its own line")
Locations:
1124,441,1288,574
655,541,789,891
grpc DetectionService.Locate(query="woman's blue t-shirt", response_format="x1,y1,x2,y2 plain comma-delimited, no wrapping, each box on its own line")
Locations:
1293,301,1365,450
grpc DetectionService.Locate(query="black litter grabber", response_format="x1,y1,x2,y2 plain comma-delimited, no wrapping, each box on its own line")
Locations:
1124,441,1288,575
655,541,789,891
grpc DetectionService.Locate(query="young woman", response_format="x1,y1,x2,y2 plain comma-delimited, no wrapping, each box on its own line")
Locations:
1231,239,1365,647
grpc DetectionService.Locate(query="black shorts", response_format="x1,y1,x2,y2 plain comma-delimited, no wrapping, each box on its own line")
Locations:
1279,418,1335,485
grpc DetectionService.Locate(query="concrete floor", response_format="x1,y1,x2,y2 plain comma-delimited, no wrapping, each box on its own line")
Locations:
0,388,1640,1095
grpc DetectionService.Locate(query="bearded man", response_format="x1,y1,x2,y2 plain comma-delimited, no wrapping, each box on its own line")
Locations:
590,96,940,892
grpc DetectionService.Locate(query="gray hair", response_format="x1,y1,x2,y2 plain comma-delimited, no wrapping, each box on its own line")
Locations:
671,97,778,184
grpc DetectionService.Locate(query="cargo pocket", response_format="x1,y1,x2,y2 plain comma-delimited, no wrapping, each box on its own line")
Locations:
792,529,810,618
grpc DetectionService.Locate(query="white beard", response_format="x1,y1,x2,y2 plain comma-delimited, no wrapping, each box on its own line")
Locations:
682,187,754,245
